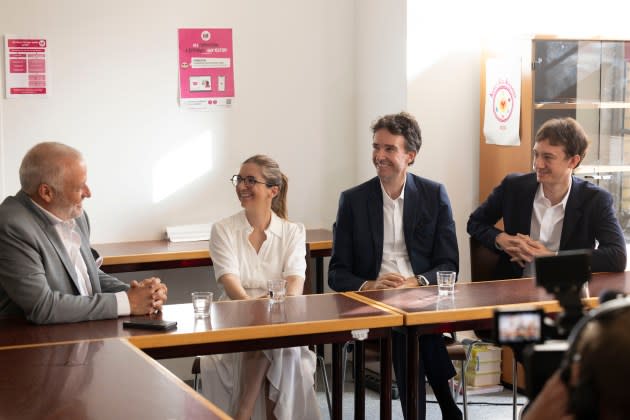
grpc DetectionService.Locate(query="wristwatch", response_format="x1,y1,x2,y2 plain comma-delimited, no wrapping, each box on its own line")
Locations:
416,275,429,287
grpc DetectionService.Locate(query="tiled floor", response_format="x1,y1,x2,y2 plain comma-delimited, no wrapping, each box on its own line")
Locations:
314,365,528,420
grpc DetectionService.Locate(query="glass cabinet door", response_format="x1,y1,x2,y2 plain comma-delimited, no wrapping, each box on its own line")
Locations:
532,39,630,241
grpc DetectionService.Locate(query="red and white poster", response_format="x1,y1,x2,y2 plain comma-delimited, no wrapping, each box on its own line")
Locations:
4,36,49,98
178,28,234,110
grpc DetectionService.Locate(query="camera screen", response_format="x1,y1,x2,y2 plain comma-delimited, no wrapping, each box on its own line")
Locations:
495,309,544,345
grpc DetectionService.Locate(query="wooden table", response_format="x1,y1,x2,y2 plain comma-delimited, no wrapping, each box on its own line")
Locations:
93,228,333,294
0,293,402,420
349,271,630,419
0,338,229,419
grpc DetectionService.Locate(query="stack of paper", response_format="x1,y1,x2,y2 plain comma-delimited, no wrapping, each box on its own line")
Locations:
166,224,212,242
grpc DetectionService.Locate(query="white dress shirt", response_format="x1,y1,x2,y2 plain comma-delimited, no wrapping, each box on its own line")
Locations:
378,180,414,278
209,210,306,299
32,201,130,315
523,180,571,276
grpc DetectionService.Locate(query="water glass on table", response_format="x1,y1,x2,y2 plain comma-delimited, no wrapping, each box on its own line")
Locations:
191,291,213,317
267,279,287,304
437,271,456,296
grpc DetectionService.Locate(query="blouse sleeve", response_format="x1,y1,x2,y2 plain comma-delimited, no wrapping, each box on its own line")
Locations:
282,222,307,279
209,221,240,282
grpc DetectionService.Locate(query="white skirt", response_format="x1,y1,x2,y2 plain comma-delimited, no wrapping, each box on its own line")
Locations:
200,346,321,420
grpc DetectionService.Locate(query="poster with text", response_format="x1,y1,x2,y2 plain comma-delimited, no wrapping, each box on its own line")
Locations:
178,28,234,110
4,36,49,98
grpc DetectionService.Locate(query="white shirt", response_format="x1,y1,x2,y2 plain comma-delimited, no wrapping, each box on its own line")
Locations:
378,180,414,278
523,181,572,276
32,201,130,315
209,210,306,300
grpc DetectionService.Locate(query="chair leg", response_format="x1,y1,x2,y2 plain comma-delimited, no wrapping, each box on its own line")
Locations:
192,356,201,392
461,360,468,420
512,355,518,420
341,341,352,385
458,339,478,420
317,354,333,419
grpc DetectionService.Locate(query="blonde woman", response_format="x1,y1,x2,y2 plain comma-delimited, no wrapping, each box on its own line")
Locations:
201,155,320,420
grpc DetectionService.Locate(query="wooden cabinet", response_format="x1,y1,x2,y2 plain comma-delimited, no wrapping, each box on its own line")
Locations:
480,36,630,240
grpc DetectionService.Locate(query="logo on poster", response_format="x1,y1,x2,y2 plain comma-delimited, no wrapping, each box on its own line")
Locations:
201,31,211,41
490,79,516,125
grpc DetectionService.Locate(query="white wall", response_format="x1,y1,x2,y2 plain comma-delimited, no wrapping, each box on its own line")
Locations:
3,0,630,279
0,0,355,242
355,0,407,182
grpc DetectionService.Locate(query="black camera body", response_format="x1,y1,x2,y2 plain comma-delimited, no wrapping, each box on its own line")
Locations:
493,250,591,400
522,341,568,398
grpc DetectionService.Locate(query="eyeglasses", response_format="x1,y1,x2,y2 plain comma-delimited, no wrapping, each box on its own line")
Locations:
230,175,274,188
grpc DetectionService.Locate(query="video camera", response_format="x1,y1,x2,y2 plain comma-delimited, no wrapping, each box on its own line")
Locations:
493,249,592,399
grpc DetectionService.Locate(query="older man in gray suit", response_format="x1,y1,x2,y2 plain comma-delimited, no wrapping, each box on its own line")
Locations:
0,142,167,324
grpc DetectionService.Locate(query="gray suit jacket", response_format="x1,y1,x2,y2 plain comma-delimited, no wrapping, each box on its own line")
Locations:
0,191,129,324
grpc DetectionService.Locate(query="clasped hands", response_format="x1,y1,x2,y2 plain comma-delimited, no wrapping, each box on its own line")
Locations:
364,273,419,290
496,232,554,267
126,277,168,315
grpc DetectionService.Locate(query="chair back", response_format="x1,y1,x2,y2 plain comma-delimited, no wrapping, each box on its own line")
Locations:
469,236,500,282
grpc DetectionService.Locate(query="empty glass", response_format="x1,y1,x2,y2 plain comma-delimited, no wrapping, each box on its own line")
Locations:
437,271,456,296
191,291,213,317
267,279,287,304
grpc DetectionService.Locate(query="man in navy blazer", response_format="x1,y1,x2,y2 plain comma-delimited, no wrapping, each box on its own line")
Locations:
468,117,626,279
329,112,461,420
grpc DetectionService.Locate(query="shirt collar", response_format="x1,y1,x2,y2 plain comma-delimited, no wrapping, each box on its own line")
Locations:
379,178,406,203
30,199,76,229
535,178,572,209
237,210,283,238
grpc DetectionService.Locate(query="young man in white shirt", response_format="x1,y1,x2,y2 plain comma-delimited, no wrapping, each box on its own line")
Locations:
467,117,626,279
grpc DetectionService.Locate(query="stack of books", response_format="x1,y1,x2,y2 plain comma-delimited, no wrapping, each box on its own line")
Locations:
454,344,503,394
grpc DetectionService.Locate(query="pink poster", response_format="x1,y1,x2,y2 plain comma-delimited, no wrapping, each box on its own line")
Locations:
178,28,234,110
4,36,49,98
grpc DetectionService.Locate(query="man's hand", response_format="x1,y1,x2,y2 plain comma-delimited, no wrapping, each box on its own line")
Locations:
363,273,407,290
129,277,168,313
496,233,554,267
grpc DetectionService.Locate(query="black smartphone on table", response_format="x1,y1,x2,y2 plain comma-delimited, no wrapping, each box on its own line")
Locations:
122,319,177,331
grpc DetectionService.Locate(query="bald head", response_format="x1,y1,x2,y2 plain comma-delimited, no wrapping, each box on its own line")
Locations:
19,142,83,196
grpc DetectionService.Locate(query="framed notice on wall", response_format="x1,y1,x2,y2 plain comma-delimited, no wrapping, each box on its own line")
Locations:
178,28,235,110
4,35,49,98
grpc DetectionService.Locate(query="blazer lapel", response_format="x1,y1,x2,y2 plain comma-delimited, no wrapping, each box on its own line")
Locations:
45,221,84,294
560,176,583,249
516,175,538,234
402,172,418,246
367,179,384,271
16,191,83,293
80,240,101,294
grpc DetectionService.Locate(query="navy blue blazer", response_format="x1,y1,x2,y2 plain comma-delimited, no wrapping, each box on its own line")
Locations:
467,173,627,279
329,173,459,292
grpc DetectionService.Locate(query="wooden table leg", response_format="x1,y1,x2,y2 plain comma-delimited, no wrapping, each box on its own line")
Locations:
406,327,419,420
353,340,365,420
332,342,343,419
380,334,392,420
